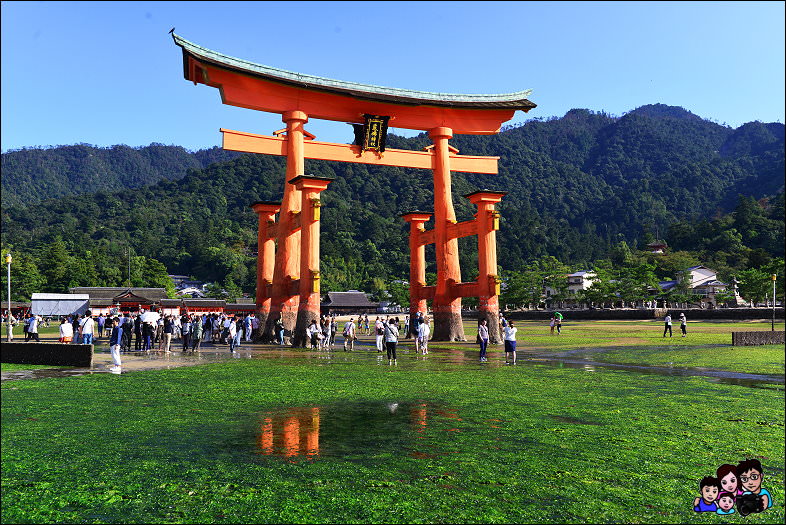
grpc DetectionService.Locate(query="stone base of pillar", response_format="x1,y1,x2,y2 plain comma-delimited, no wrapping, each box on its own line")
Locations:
431,310,465,342
293,309,320,348
253,311,271,342
279,310,298,346
409,303,426,338
263,310,298,345
477,308,501,344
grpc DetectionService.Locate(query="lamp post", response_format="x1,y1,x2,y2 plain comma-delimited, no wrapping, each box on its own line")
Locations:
772,274,777,332
5,252,11,342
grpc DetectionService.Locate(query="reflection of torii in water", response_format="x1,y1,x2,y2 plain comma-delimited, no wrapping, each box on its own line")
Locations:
172,33,536,345
258,403,429,458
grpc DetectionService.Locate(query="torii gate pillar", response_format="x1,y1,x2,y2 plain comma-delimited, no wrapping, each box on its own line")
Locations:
402,212,432,335
265,110,308,344
430,127,465,341
467,191,506,343
250,201,281,339
290,175,333,347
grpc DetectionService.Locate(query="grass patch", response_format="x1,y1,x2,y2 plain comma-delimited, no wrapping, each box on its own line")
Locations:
1,363,71,373
2,353,784,523
593,344,785,376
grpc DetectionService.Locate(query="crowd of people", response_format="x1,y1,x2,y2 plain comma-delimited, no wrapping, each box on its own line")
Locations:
5,307,696,370
3,310,260,351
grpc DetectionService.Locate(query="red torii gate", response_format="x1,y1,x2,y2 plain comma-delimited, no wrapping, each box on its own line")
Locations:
172,33,536,344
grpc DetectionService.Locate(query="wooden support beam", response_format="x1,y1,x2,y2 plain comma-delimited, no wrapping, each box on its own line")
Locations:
418,230,436,247
416,218,478,247
265,221,277,240
419,285,436,301
453,281,480,298
290,211,301,232
221,128,499,174
446,219,479,241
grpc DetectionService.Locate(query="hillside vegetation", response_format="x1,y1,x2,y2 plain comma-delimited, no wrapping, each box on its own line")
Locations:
1,104,783,301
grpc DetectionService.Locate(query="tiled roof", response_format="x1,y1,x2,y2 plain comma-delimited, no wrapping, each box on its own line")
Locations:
159,299,182,306
323,291,379,308
695,280,728,287
33,293,89,300
182,299,226,307
173,33,536,111
69,287,168,300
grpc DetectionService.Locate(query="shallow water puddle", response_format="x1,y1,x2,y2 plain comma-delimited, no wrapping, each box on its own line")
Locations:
254,401,458,460
524,357,784,388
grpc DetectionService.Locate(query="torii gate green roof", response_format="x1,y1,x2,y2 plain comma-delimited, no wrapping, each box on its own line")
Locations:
172,33,536,111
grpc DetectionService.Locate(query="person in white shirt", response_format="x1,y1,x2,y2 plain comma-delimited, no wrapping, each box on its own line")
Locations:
375,317,385,353
26,314,41,342
343,318,356,351
503,320,518,364
306,319,321,350
417,316,431,355
663,314,673,338
79,311,95,345
227,317,238,353
383,318,399,364
59,317,74,343
478,319,489,362
244,314,254,342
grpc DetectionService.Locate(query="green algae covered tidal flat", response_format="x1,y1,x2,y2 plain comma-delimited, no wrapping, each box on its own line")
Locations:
2,322,784,523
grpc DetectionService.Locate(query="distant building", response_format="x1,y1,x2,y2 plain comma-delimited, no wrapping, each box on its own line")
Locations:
225,299,256,316
175,286,206,298
4,301,31,317
168,275,191,288
31,293,89,317
159,298,182,317
168,275,206,291
647,240,668,254
656,266,740,307
566,271,596,296
69,287,169,314
544,271,596,303
321,291,379,315
182,299,225,315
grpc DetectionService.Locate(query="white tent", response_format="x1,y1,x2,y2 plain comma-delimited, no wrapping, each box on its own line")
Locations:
31,293,89,317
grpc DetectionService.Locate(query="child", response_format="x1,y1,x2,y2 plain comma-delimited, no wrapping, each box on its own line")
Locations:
716,492,735,515
693,476,720,512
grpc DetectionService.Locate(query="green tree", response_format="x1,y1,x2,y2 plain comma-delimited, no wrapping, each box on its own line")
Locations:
736,268,771,305
386,280,409,308
39,237,72,293
141,258,176,298
577,262,618,307
1,250,45,301
616,263,659,306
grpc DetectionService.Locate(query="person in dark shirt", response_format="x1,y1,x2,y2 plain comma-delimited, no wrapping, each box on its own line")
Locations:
108,317,123,372
134,315,143,351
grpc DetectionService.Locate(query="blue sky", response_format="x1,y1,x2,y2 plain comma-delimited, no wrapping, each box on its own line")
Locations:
2,1,784,152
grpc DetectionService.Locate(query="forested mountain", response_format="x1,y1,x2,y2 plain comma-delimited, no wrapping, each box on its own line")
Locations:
1,104,783,301
0,144,242,208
